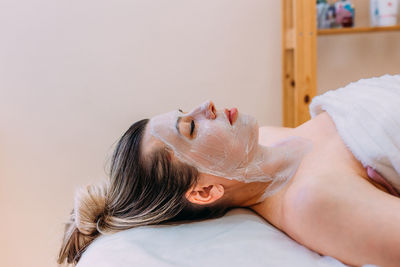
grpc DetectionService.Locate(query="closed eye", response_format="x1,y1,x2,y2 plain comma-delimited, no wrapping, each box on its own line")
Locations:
177,109,195,138
190,120,195,136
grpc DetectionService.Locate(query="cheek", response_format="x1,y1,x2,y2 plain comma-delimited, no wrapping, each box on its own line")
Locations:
201,130,244,159
192,117,257,159
190,126,229,156
197,120,229,141
194,132,229,154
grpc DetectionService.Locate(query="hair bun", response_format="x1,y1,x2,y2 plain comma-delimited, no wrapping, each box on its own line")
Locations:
74,182,108,235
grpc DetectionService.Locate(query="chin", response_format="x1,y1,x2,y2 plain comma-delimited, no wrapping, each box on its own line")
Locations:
237,113,259,153
242,114,259,137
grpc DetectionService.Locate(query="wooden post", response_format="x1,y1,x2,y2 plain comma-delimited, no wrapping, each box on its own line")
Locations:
282,0,317,127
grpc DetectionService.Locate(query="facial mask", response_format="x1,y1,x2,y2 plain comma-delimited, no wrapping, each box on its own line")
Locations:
150,100,312,202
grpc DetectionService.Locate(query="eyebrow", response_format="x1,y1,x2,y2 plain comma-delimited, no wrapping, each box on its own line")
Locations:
176,116,182,135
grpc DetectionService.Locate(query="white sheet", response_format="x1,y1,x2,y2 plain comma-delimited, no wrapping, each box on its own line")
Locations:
309,74,400,192
77,208,349,267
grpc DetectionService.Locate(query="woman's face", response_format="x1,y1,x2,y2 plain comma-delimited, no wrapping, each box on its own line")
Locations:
149,100,259,178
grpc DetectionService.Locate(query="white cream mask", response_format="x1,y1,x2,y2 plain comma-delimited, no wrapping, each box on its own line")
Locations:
150,100,312,202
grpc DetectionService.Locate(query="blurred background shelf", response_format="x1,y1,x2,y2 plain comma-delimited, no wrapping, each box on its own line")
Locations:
318,25,400,35
282,0,400,127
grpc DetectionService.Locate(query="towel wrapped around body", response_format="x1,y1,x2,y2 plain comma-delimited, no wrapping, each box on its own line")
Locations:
309,74,400,194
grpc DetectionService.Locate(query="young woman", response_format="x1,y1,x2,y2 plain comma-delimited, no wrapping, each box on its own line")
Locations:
58,75,400,267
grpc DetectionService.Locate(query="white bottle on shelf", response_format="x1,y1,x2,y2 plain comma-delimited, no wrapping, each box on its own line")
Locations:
370,0,399,26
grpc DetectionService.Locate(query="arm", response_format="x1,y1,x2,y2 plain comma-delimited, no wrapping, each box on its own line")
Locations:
284,172,400,267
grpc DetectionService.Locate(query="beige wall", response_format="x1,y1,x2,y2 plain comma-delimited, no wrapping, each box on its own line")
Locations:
0,1,398,267
0,1,281,267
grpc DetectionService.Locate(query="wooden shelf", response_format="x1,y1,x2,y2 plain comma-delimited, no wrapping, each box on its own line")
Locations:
318,25,400,35
282,0,400,127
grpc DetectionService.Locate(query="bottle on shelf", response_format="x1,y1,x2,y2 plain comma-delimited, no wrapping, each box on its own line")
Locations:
370,0,399,27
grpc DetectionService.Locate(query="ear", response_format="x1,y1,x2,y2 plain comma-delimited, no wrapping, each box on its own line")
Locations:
185,183,224,205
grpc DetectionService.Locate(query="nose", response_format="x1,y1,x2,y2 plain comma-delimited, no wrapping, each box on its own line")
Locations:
206,101,217,119
184,100,217,119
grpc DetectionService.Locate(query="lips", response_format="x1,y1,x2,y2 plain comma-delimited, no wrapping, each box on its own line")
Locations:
225,108,238,125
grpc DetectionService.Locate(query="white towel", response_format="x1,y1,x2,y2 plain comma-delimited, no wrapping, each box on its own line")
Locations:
309,74,400,192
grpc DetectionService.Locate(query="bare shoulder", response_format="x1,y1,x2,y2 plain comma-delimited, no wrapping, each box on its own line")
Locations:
282,171,400,267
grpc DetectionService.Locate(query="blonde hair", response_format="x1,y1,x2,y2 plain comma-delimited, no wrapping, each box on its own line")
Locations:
58,182,108,264
58,119,231,266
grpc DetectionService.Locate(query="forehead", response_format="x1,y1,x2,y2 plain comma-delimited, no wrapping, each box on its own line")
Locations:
141,122,166,157
151,110,180,132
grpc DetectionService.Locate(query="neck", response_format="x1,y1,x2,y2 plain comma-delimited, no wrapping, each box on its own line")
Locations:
247,127,312,202
242,125,311,228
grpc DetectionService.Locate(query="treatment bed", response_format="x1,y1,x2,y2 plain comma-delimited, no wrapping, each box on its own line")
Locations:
77,208,351,267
